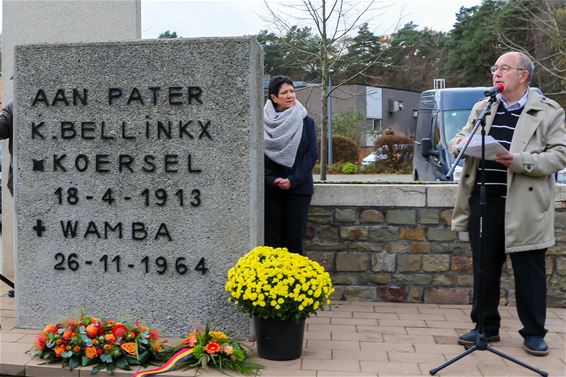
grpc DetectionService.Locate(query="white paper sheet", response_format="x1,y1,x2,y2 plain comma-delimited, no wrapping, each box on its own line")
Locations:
456,135,508,160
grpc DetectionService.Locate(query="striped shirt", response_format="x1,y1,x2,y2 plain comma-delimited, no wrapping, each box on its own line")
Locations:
475,103,523,197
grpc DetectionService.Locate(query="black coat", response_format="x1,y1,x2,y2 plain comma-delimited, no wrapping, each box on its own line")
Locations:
265,116,317,196
0,102,13,193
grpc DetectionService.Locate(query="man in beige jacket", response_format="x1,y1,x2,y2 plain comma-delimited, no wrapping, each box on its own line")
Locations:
450,51,566,356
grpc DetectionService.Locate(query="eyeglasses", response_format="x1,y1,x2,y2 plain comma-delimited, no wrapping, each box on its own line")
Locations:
490,65,525,74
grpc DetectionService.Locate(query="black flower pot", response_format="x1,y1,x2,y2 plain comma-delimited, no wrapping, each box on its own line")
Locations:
254,317,305,360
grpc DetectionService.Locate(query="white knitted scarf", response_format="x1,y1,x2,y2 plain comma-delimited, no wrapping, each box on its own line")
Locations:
264,100,307,168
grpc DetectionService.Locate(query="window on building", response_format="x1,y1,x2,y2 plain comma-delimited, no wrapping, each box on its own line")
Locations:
372,119,382,133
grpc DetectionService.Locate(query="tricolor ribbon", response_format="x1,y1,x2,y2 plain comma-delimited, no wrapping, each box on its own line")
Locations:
133,348,193,377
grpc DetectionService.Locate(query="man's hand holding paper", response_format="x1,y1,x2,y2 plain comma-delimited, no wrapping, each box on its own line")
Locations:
455,134,508,160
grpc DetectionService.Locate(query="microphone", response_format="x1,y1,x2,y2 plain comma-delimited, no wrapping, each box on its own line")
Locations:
484,83,504,96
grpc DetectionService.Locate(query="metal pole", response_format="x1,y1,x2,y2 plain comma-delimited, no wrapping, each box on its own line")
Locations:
327,69,334,165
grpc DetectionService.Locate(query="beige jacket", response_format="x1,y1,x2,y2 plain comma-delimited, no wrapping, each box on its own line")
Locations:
450,88,566,253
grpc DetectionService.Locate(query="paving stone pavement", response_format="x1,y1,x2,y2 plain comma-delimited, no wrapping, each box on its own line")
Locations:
0,290,564,376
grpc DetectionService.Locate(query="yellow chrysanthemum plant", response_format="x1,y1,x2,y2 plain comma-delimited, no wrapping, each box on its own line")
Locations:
225,246,334,321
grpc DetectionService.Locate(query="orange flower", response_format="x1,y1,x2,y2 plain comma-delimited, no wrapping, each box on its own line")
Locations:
205,341,221,354
63,329,73,340
35,333,47,350
86,324,98,338
85,346,97,359
54,345,65,357
43,324,58,334
151,340,162,352
112,323,128,339
121,342,137,356
65,346,71,351
73,346,80,353
104,333,116,344
180,333,197,347
104,344,112,351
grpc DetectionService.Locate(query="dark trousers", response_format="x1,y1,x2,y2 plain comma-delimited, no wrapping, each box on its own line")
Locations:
264,189,311,254
468,192,547,338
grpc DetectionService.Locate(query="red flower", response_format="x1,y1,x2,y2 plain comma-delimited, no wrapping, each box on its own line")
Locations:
35,333,48,350
148,329,159,340
205,341,221,354
112,323,128,339
63,329,73,340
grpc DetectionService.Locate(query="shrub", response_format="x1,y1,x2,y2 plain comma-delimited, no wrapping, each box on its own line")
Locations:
317,135,359,163
332,135,359,163
341,162,358,174
359,159,412,174
373,129,414,170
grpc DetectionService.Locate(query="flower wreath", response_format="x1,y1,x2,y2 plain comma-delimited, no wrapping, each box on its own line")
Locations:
31,314,162,374
135,323,262,376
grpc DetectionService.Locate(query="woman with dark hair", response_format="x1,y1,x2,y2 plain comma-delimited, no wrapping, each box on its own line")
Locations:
264,76,317,254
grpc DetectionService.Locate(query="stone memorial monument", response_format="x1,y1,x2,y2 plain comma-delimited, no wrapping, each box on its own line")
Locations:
14,37,263,337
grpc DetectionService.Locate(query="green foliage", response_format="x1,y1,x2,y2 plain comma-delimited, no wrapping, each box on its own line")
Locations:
337,23,384,85
359,159,413,174
440,1,505,86
158,30,178,39
313,160,412,175
379,22,446,91
312,162,355,174
256,27,322,81
331,111,366,146
341,162,358,174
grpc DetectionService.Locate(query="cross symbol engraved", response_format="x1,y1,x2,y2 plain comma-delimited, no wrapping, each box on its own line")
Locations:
33,219,46,237
32,159,45,171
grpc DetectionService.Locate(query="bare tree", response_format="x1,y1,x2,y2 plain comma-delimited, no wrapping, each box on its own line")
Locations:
495,0,566,101
263,0,391,180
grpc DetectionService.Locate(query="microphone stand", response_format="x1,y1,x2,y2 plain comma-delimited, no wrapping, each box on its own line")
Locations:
431,93,548,377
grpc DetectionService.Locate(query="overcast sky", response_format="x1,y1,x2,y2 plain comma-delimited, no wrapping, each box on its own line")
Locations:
0,0,483,38
141,0,483,39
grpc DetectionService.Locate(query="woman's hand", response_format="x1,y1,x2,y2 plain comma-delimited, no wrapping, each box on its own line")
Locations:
274,178,292,190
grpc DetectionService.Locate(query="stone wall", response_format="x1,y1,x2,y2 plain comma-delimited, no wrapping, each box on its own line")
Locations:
306,184,566,308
